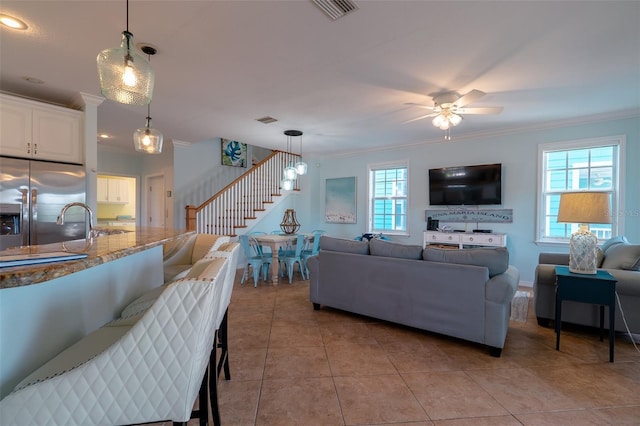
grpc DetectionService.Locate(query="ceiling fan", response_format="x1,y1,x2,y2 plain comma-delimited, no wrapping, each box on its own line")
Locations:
404,89,503,139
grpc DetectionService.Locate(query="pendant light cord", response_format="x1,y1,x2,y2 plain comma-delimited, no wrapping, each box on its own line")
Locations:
126,0,129,32
146,52,151,119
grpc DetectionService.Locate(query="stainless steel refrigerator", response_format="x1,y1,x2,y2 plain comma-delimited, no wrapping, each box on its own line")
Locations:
0,157,86,250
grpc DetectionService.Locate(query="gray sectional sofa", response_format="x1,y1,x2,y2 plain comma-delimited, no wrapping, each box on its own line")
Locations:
306,236,520,356
534,236,640,333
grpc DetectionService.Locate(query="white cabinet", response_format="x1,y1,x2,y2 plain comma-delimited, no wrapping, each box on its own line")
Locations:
97,177,129,204
97,177,110,203
0,94,82,164
423,231,507,249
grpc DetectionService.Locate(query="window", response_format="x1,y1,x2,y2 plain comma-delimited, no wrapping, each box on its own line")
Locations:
368,162,408,234
537,136,625,243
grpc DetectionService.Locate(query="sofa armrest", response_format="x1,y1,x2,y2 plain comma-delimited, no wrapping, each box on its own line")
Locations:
307,255,320,302
538,252,569,265
486,266,519,304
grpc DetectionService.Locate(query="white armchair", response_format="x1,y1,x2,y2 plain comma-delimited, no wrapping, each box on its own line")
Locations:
0,251,236,426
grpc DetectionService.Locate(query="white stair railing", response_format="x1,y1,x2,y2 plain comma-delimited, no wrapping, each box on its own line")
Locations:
185,150,300,235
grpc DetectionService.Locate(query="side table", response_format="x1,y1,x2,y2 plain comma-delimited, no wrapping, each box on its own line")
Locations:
555,265,617,362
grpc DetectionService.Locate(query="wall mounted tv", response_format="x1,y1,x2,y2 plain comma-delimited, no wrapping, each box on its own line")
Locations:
429,163,502,206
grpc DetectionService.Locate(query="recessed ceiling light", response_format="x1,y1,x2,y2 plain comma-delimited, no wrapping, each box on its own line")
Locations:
0,14,28,30
99,134,111,139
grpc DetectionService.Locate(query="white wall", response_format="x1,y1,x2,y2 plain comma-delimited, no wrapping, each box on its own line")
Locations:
302,116,639,285
100,115,639,284
173,139,265,229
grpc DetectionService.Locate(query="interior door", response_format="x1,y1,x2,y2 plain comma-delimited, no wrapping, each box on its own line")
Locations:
147,174,165,228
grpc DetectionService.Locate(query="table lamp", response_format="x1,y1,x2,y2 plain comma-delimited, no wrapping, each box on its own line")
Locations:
557,191,611,274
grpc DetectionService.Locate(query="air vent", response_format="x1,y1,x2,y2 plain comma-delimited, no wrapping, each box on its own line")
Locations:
312,0,359,21
256,116,278,124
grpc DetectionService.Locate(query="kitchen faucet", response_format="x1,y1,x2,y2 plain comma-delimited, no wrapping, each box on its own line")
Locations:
57,202,95,239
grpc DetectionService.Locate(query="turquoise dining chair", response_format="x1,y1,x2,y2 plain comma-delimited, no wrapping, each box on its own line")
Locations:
301,231,323,279
277,234,306,283
249,231,272,256
239,234,272,287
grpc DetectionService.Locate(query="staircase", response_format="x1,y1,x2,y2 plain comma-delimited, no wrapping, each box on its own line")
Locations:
185,150,300,236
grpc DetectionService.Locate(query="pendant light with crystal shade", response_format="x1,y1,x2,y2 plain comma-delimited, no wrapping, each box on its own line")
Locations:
294,131,307,175
96,0,154,106
281,130,300,191
133,46,163,154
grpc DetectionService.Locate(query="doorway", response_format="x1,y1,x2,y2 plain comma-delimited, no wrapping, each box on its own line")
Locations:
96,174,138,227
146,174,165,228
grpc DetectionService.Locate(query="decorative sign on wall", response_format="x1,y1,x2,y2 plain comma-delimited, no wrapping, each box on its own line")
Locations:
221,139,247,167
425,208,513,223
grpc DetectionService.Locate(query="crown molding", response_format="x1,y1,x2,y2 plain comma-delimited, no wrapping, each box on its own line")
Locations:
314,108,640,160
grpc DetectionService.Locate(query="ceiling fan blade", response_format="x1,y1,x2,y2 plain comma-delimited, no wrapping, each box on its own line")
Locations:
454,89,486,107
402,113,438,124
404,102,437,111
457,106,504,115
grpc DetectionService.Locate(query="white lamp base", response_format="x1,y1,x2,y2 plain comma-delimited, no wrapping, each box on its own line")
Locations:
568,224,598,274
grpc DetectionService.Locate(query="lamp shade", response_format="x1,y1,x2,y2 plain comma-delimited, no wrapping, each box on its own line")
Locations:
133,117,163,154
284,165,298,180
281,178,294,191
295,161,308,175
557,192,611,224
97,31,154,105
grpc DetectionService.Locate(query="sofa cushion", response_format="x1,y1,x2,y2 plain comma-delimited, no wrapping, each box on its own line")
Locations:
423,246,509,277
601,243,640,271
601,235,629,254
369,238,423,260
320,235,369,255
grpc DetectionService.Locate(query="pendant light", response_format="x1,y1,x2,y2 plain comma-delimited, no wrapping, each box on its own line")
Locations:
96,0,154,105
283,130,300,181
133,46,163,154
294,131,307,175
281,130,299,190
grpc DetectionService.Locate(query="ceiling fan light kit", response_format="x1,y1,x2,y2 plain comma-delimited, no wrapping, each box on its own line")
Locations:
406,89,503,140
96,0,154,106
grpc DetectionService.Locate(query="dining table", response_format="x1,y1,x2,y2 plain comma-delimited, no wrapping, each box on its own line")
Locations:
252,233,312,283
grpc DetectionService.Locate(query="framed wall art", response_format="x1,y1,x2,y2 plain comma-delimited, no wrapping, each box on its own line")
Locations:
325,176,357,223
221,139,247,167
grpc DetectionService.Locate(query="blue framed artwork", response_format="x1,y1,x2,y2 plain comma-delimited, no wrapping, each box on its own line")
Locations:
221,139,247,167
325,176,357,223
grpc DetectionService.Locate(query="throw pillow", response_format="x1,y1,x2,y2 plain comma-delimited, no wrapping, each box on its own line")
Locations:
369,238,423,260
601,243,640,271
320,236,369,255
601,236,629,254
423,246,509,277
120,285,167,318
597,247,605,267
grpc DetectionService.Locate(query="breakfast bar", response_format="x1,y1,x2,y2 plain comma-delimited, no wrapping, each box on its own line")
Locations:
0,228,193,398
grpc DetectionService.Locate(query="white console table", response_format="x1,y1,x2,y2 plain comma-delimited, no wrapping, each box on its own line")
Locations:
423,231,507,249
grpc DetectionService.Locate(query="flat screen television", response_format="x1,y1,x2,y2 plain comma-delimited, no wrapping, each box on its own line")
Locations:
429,163,502,206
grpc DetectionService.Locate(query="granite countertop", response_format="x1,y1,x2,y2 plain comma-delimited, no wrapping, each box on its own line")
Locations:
0,228,194,289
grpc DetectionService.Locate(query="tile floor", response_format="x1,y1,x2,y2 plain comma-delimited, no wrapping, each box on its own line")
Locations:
178,271,640,425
